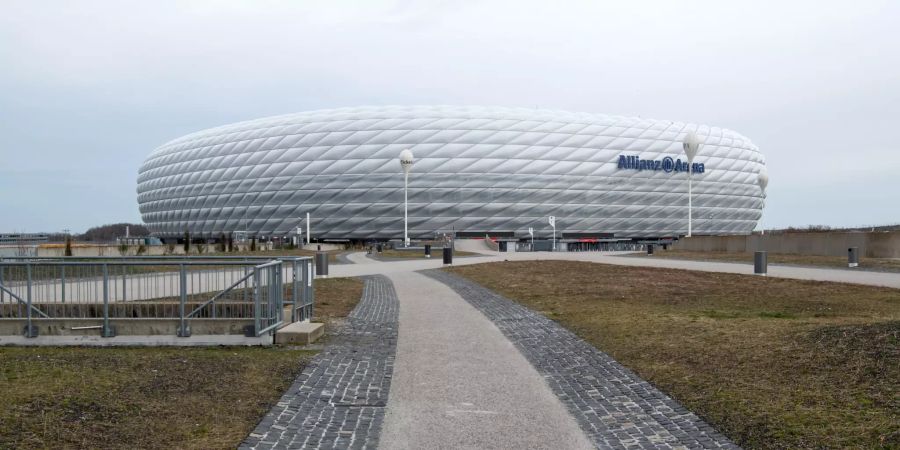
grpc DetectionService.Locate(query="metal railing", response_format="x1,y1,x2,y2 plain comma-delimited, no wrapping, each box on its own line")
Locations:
0,256,314,338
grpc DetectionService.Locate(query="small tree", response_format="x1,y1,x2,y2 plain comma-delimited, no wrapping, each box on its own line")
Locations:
196,242,207,254
136,243,147,255
250,237,257,252
183,230,191,253
165,242,176,255
227,233,234,252
118,243,129,256
64,235,73,257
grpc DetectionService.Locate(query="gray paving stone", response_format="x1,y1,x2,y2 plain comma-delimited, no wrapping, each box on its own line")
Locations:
423,269,740,450
241,275,398,450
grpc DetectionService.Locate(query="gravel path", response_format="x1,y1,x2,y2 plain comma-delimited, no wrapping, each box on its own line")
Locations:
379,271,593,450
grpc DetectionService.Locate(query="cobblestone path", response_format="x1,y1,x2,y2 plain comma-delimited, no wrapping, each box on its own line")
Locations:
424,270,739,450
241,275,398,450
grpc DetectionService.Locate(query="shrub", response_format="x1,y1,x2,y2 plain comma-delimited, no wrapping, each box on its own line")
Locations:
136,243,147,255
165,242,176,255
250,237,257,252
64,235,73,257
118,243,129,256
196,243,206,254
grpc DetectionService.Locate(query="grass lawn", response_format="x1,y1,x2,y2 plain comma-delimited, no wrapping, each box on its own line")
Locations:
375,248,477,259
628,249,900,272
0,347,314,449
308,277,365,325
447,261,900,449
0,277,365,449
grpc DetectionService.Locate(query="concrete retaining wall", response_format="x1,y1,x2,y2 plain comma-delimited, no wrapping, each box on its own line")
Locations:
0,318,254,336
677,231,900,258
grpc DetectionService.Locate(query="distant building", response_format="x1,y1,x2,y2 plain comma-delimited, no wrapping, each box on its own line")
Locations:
0,233,49,245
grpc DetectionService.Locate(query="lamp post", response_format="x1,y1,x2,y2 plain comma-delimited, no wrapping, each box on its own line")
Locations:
757,167,769,235
682,131,702,237
399,149,414,247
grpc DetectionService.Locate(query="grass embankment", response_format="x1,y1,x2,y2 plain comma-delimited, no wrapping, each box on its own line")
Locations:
630,249,900,272
0,277,365,449
0,347,313,449
448,261,900,449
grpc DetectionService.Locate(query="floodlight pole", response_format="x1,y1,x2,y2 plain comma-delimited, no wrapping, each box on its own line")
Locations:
399,150,414,247
683,132,701,238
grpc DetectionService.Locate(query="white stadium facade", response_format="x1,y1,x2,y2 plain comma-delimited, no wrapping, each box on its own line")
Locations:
136,106,767,242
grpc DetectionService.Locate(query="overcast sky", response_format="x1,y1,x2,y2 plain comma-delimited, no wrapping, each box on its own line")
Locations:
1,0,898,233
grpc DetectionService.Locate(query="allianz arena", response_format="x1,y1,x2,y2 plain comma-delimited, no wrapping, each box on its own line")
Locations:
136,106,767,240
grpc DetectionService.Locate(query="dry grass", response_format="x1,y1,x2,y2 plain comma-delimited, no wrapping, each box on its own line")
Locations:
309,277,365,325
375,248,477,259
631,249,900,272
0,347,314,449
0,277,366,449
447,261,900,449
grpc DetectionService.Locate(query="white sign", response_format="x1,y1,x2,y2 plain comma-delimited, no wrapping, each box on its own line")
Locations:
548,216,556,227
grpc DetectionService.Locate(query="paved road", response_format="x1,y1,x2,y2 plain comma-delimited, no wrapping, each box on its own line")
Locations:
379,271,593,450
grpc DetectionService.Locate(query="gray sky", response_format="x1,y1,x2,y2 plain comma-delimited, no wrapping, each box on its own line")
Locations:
1,0,898,233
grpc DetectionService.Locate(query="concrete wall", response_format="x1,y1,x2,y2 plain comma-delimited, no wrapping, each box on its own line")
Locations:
676,231,900,258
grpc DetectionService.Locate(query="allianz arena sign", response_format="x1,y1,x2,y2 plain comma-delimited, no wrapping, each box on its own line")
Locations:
617,155,707,174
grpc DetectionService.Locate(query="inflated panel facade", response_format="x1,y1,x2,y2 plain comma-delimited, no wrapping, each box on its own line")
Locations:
137,106,767,239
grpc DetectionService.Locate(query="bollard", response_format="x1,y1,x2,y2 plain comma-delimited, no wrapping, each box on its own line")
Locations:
647,244,654,255
315,251,329,278
754,251,767,276
424,244,432,258
848,247,859,268
442,247,453,265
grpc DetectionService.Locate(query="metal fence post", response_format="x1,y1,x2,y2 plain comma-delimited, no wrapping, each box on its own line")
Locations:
306,259,314,321
101,263,115,337
277,263,284,324
24,263,37,337
253,267,261,337
291,259,299,322
60,265,66,304
178,264,190,337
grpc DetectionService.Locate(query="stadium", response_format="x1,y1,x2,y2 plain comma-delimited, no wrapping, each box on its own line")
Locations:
136,106,767,242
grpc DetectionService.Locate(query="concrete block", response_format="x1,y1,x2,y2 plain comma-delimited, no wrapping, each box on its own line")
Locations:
275,322,324,345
